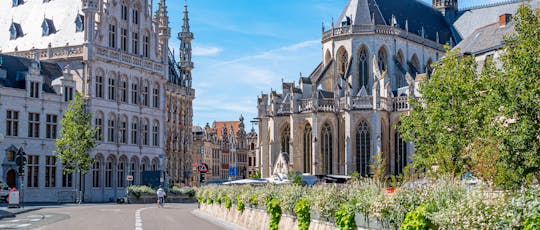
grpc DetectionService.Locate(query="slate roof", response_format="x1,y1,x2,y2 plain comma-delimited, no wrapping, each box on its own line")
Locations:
0,53,63,93
337,0,455,45
455,22,515,55
453,0,540,40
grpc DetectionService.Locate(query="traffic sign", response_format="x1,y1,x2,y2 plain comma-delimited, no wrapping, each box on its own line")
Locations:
127,175,133,181
197,163,208,173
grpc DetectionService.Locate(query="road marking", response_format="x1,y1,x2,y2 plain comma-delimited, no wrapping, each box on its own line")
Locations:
135,207,151,230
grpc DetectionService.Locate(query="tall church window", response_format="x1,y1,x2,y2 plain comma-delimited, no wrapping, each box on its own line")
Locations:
131,117,139,145
280,125,290,154
119,116,127,144
152,121,159,146
322,123,333,174
108,77,116,101
152,84,159,108
337,48,348,76
359,46,369,90
108,114,116,143
410,54,420,76
142,119,149,146
394,124,408,175
356,121,371,176
105,156,114,188
132,9,139,24
142,83,149,106
378,47,388,72
92,157,101,187
117,157,127,187
143,34,150,58
121,4,128,21
120,78,127,103
303,124,312,174
121,28,128,52
131,81,139,105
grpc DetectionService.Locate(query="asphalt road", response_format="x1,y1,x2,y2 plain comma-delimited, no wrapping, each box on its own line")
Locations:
0,203,226,230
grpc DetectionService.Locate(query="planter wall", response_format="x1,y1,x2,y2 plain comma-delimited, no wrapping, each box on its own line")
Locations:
199,203,338,230
128,194,196,204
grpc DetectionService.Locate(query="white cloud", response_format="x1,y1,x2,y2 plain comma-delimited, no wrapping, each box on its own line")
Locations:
193,45,223,56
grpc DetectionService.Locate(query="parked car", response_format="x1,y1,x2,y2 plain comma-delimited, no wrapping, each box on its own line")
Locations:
0,182,9,203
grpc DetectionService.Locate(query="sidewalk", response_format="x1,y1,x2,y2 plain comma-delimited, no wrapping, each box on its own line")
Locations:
0,202,110,220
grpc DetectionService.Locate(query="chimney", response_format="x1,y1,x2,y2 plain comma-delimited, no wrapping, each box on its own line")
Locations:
499,14,512,27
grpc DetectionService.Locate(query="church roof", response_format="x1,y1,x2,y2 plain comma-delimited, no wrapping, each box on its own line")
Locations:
455,22,514,55
0,53,63,93
337,0,454,44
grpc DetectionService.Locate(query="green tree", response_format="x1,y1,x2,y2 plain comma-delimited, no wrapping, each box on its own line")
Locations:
55,93,98,202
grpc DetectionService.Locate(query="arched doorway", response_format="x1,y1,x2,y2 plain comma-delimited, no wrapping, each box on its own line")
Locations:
7,169,16,188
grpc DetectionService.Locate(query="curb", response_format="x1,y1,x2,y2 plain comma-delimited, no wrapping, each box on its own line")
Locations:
0,207,41,220
191,209,248,230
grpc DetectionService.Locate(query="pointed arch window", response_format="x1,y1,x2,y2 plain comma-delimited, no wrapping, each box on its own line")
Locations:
281,125,290,154
105,157,114,187
143,33,150,58
117,157,127,187
378,47,388,72
409,54,420,76
394,125,408,175
303,124,313,174
356,121,371,176
338,49,348,76
321,123,333,174
107,114,116,143
92,157,102,187
75,14,84,32
359,47,369,90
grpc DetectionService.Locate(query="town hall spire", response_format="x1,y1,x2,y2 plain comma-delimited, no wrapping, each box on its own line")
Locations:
178,1,194,88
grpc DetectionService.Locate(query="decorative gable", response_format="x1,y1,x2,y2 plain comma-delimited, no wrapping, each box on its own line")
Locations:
41,18,56,36
75,14,84,32
9,22,23,40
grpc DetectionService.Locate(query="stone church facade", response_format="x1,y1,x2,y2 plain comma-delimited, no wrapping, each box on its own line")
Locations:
257,0,539,177
0,0,194,202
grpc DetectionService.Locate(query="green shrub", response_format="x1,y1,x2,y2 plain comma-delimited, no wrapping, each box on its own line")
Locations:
249,194,258,207
524,214,540,230
126,185,155,200
236,195,245,212
295,199,311,230
335,202,356,230
169,187,196,198
224,196,232,209
401,204,434,230
266,198,282,230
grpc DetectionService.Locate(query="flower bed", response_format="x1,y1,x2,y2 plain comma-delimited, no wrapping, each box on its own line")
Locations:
126,185,196,204
196,178,540,229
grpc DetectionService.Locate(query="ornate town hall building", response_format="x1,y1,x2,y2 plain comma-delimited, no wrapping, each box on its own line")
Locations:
0,0,194,202
257,0,540,177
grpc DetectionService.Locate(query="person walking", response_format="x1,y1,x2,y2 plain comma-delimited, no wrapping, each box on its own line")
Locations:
157,186,165,208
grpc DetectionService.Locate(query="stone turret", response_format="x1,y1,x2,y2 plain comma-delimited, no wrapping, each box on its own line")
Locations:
178,2,194,88
433,0,458,22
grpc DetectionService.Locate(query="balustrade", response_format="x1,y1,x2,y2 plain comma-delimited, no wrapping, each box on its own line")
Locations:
393,96,409,111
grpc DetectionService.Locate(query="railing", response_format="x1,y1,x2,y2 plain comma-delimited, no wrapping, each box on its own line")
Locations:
318,98,335,112
351,96,373,110
322,25,444,51
7,45,84,60
95,45,165,73
276,103,291,116
298,99,313,112
393,96,409,111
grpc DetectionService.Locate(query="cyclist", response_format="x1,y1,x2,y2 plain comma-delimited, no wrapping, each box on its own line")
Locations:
156,186,165,208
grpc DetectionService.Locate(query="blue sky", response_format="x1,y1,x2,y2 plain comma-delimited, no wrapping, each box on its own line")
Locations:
162,0,501,127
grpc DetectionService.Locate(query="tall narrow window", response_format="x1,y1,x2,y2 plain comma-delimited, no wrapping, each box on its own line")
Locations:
105,158,113,188
6,110,19,137
132,9,139,24
394,127,408,175
143,35,149,58
64,87,74,101
46,114,58,139
118,158,126,187
96,75,104,98
121,28,128,52
132,32,139,55
92,159,101,187
30,82,40,98
359,47,369,90
142,119,149,146
378,47,388,72
96,113,104,142
121,4,128,21
152,86,159,108
131,82,138,105
62,163,73,187
131,118,139,145
27,155,39,187
120,79,128,103
28,112,40,138
142,84,149,106
321,123,333,175
108,115,116,143
303,124,312,174
152,121,159,146
119,117,127,144
356,121,371,176
130,159,138,185
280,125,290,154
108,77,116,101
109,24,116,48
45,156,56,187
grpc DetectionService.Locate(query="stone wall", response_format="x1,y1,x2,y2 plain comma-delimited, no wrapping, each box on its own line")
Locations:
199,203,338,230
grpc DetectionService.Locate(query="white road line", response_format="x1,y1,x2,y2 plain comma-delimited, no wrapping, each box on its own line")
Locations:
135,207,151,230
